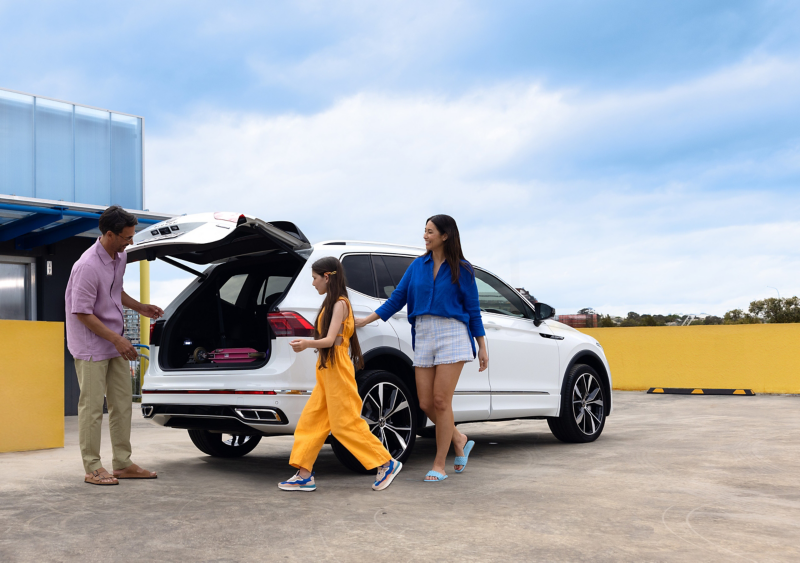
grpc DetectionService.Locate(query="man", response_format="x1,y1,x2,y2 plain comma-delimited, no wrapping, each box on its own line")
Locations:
65,205,164,486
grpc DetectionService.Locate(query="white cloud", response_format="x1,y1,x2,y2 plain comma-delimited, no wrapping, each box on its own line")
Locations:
143,56,800,316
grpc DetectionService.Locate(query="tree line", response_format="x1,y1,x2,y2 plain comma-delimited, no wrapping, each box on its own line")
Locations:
596,296,800,327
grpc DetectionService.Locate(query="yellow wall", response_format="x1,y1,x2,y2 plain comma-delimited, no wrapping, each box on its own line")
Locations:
580,324,800,394
0,320,64,452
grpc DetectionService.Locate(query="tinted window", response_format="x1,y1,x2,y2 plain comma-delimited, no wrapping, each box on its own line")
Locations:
373,256,395,299
474,269,531,319
219,274,248,307
341,254,377,298
383,255,415,285
257,276,292,305
373,255,415,299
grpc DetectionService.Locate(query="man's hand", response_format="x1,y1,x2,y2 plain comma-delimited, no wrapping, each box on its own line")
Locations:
139,304,164,319
290,339,310,353
115,336,138,361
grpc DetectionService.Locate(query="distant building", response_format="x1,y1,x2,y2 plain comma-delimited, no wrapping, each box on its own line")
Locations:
123,307,140,345
556,313,599,329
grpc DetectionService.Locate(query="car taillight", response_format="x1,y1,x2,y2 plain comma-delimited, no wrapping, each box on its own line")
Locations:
150,321,154,339
268,312,315,337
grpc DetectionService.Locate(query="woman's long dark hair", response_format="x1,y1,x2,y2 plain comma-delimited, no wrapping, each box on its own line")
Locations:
426,214,474,284
311,256,365,370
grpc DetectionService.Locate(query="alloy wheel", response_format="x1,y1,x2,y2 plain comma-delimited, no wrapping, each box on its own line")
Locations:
572,373,605,435
361,382,414,459
223,434,253,447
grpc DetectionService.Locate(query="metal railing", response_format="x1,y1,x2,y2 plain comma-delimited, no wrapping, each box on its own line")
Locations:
130,344,150,402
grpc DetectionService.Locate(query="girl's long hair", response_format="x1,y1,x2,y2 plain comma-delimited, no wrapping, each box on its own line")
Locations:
426,214,474,284
312,256,365,370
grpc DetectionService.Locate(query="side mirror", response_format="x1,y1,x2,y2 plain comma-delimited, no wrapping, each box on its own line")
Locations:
533,302,556,326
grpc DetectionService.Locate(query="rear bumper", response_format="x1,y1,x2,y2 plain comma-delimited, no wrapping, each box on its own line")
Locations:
141,398,308,435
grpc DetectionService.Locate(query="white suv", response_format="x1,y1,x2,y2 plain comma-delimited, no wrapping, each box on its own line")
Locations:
131,213,613,472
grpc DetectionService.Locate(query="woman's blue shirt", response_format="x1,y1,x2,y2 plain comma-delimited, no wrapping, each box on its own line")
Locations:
375,254,485,356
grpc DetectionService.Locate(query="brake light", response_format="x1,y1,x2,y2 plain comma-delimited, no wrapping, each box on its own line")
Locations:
214,212,246,224
150,321,154,340
268,311,315,337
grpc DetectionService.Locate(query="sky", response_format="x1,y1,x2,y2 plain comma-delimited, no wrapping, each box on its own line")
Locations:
2,0,799,315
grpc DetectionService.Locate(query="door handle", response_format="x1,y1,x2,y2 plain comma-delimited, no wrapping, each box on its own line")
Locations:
484,321,501,329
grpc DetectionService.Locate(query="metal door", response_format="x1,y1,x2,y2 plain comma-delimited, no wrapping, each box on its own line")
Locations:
0,262,29,320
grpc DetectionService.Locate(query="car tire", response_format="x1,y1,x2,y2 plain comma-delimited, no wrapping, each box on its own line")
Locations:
547,364,607,443
188,429,262,457
331,370,418,474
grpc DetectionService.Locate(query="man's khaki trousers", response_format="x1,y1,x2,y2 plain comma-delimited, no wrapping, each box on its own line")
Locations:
75,356,133,473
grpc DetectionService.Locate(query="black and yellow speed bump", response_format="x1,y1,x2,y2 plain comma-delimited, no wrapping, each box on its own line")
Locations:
647,388,755,395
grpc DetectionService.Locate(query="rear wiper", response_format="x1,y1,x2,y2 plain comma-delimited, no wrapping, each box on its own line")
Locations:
159,256,208,281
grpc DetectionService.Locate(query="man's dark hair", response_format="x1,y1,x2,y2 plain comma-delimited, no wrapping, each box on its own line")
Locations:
99,205,138,235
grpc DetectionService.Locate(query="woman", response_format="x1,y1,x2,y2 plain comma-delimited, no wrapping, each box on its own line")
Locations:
355,215,488,482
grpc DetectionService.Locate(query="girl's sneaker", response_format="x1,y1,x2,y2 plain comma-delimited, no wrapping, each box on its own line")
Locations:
278,472,316,491
372,459,402,491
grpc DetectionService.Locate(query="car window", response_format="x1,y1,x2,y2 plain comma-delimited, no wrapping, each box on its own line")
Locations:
373,256,395,299
373,255,415,299
257,275,292,305
383,255,415,285
474,269,531,319
341,254,377,298
219,274,248,307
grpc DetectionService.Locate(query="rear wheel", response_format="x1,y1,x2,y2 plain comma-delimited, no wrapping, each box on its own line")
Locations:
331,370,418,474
548,364,607,443
188,429,262,457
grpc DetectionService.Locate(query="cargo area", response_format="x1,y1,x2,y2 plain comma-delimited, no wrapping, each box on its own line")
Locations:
157,253,305,370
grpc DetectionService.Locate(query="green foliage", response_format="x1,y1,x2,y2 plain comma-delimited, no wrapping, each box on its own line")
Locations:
748,297,800,323
593,299,799,327
599,314,616,327
723,309,760,324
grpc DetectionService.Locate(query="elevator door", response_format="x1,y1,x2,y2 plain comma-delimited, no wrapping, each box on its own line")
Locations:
0,262,29,320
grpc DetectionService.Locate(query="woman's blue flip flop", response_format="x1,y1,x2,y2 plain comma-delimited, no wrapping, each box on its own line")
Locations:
454,440,475,473
424,470,448,482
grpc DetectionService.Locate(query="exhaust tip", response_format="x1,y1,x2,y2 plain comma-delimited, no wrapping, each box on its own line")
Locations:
142,405,154,418
235,408,280,422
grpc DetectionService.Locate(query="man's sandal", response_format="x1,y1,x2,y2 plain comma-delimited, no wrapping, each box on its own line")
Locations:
85,470,119,486
454,440,475,473
113,463,158,479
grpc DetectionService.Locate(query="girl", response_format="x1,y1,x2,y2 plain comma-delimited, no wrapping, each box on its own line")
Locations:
355,215,488,482
279,256,402,492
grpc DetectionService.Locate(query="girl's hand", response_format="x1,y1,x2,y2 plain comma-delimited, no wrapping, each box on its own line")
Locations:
478,347,489,372
290,339,310,353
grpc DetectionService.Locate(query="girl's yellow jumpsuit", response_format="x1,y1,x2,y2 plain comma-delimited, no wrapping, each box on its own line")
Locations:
289,297,392,471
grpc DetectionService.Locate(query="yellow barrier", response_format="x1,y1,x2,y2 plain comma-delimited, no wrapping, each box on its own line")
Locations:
580,324,800,394
0,320,64,452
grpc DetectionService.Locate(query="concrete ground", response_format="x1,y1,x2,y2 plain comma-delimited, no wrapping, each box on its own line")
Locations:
1,392,798,562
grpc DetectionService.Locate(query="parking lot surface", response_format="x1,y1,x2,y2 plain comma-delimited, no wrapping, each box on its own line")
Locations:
1,391,799,562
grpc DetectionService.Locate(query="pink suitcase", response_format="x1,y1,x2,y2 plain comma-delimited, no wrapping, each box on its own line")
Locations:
192,347,266,364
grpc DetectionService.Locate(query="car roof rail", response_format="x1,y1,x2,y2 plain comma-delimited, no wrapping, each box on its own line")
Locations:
318,240,424,252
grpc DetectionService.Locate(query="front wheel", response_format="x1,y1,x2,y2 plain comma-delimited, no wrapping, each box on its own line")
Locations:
188,429,262,457
547,364,607,443
331,370,418,474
